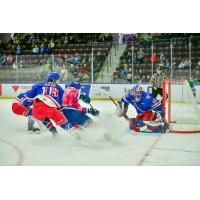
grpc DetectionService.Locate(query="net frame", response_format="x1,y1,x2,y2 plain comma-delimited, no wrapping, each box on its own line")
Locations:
162,79,200,134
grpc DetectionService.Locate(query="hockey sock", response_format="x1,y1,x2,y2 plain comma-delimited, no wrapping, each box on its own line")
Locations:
42,118,53,130
28,118,35,131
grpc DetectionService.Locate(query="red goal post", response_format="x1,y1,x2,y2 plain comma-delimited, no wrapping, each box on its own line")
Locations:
162,79,200,134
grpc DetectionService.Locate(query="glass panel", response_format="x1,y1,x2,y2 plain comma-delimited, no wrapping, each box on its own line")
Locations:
171,37,190,80
190,36,200,83
1,38,200,84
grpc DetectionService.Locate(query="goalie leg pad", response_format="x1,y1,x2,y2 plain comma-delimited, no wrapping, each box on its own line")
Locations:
129,118,165,133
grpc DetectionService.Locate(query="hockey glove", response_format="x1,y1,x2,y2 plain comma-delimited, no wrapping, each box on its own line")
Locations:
87,108,100,116
79,94,91,103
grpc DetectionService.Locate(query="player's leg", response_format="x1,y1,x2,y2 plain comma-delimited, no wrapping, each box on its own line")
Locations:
12,102,30,117
42,118,57,135
62,108,93,127
12,102,40,132
27,109,41,133
45,107,79,131
137,111,157,121
158,88,163,97
32,101,47,121
33,100,77,132
151,87,157,98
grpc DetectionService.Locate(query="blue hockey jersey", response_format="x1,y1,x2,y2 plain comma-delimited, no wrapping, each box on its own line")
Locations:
26,81,64,106
121,91,162,114
16,92,33,106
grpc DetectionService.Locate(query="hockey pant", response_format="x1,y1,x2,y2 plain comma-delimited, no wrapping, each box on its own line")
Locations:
62,107,93,127
32,100,67,126
136,110,158,121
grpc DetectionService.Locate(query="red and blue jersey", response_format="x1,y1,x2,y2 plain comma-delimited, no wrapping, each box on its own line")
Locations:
121,91,162,114
26,81,64,107
62,87,87,113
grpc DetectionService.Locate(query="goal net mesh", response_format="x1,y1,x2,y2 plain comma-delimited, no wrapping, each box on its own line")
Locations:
163,80,200,133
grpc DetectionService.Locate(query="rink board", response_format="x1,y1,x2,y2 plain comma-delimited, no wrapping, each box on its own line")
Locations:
0,83,200,103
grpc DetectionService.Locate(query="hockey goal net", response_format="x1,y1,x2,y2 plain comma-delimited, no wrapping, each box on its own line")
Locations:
162,79,200,133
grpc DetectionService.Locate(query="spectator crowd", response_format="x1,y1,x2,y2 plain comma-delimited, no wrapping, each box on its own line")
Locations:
0,33,113,83
1,33,200,83
112,34,200,83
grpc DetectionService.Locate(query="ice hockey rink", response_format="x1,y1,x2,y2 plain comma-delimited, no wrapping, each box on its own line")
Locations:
0,99,200,166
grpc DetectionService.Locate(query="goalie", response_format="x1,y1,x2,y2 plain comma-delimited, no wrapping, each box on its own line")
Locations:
116,85,170,133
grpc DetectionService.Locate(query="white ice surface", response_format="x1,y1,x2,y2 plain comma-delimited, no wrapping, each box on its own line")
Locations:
0,99,200,166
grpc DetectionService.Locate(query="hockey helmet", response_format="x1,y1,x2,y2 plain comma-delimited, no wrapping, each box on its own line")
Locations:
68,81,81,89
48,72,60,81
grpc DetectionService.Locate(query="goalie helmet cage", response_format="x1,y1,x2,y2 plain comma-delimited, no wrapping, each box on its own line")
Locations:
162,79,200,134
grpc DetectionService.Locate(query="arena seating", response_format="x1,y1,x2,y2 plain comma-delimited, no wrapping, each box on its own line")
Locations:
116,37,200,83
0,34,113,83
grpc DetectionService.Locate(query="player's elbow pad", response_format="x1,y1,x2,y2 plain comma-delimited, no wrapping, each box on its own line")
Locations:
23,99,33,106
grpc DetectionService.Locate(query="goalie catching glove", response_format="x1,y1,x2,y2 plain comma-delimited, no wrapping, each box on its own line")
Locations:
87,107,100,116
116,101,128,117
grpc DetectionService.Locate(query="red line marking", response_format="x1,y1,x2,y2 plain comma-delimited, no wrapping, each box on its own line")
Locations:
137,134,162,166
0,138,24,166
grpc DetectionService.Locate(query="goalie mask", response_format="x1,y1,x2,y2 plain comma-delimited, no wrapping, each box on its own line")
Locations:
132,85,143,102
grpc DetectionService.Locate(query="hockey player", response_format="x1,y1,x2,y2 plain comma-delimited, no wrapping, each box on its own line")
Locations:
116,85,169,133
40,81,99,133
61,81,99,127
12,91,41,132
150,67,165,99
26,72,78,134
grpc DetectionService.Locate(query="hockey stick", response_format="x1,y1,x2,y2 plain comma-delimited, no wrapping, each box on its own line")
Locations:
89,102,95,110
109,96,136,130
